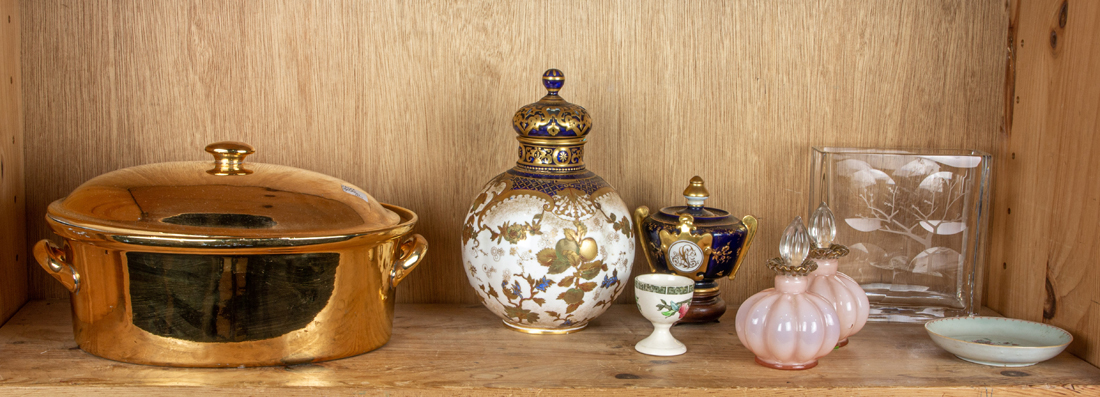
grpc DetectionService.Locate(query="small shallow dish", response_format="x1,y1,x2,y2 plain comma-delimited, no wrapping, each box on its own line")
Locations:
925,316,1072,367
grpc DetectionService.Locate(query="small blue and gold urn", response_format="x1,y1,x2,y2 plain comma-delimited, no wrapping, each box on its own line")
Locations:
633,176,758,323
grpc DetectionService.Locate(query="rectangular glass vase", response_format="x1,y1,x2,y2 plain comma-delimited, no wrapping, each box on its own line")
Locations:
809,147,992,322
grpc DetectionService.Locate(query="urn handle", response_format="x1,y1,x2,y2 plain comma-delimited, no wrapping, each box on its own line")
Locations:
633,206,658,273
33,240,81,294
728,215,759,281
391,234,428,287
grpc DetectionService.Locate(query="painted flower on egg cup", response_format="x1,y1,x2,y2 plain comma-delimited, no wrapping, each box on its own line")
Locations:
735,217,841,370
806,202,869,347
634,274,694,356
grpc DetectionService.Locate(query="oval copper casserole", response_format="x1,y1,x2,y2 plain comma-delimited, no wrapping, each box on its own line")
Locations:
33,142,427,367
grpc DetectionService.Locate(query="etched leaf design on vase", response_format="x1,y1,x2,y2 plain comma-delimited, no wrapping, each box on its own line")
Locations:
578,282,597,292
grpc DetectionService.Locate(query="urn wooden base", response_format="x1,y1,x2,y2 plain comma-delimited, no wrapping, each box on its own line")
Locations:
678,287,726,323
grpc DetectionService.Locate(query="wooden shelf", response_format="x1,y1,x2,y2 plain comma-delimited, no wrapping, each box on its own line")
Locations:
1,301,1097,395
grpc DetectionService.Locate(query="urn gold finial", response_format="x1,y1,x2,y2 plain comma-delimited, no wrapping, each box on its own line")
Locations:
683,176,709,208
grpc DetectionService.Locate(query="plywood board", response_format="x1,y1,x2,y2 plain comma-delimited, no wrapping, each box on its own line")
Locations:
0,0,26,325
0,301,1097,395
20,1,1007,310
987,0,1100,367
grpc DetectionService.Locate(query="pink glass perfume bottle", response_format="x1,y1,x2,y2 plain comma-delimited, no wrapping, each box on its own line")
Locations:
807,202,869,347
735,217,840,370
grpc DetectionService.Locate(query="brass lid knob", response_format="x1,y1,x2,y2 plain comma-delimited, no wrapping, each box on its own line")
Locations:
205,141,254,176
683,176,709,208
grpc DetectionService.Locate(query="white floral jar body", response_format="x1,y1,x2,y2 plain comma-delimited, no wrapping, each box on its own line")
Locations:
735,274,840,370
808,256,869,346
461,69,635,333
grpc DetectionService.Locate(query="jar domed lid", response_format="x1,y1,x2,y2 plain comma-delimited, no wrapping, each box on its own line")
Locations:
46,142,407,244
512,69,592,138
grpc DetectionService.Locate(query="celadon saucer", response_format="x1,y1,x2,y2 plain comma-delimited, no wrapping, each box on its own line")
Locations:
925,316,1072,367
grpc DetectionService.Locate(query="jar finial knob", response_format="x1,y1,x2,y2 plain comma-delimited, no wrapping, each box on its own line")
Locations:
542,69,564,96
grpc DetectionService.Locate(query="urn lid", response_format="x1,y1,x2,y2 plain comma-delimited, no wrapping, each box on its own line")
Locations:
46,142,406,243
512,69,592,138
655,176,734,225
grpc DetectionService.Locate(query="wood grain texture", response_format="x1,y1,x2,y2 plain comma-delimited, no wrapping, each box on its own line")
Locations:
1,301,1097,395
0,0,26,326
987,0,1100,368
20,1,1007,308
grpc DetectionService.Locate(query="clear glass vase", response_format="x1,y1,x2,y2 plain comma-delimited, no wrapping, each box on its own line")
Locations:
809,148,992,322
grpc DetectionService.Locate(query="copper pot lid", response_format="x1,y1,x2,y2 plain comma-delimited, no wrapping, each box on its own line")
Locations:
47,142,403,243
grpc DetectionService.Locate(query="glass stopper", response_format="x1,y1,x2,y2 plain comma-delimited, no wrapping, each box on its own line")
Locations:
779,216,812,266
808,202,837,249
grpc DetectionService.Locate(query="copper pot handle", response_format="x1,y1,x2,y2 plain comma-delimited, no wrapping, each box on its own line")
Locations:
33,240,81,294
391,234,427,287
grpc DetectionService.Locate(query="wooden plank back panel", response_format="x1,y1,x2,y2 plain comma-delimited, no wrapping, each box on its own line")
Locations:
0,0,26,325
21,1,1007,309
988,0,1100,367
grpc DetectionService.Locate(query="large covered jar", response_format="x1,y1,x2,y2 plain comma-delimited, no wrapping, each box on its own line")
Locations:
33,142,427,367
461,69,635,334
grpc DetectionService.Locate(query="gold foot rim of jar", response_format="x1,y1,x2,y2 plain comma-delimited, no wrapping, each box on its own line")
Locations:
502,320,588,335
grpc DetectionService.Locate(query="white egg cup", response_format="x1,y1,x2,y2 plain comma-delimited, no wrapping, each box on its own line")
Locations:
634,274,694,356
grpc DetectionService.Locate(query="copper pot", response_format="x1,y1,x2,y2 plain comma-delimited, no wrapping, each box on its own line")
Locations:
33,142,427,367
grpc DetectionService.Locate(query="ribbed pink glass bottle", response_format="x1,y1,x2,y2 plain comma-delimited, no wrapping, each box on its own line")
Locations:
807,202,869,347
735,217,840,370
